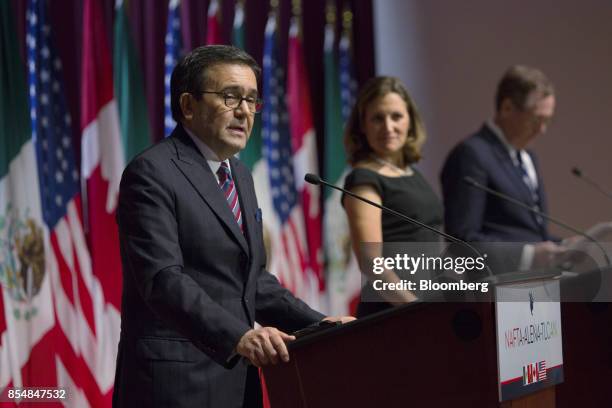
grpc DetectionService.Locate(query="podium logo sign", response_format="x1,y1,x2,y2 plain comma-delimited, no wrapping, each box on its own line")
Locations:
495,281,564,402
523,360,547,385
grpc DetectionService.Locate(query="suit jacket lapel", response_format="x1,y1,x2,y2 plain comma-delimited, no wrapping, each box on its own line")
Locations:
230,157,257,258
482,128,544,231
483,128,535,206
171,128,249,256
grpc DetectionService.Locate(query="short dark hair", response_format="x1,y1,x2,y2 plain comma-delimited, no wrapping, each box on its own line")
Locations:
495,65,554,111
344,76,427,165
170,45,261,122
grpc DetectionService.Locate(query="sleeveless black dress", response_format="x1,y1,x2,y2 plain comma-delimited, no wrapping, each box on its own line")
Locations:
342,167,444,317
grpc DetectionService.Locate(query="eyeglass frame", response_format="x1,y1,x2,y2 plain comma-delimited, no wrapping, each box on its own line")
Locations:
199,91,263,113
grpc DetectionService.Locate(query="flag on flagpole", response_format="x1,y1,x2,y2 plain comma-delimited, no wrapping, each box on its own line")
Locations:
0,0,119,405
323,2,345,189
323,1,360,316
164,0,182,137
81,0,125,311
235,0,265,175
232,0,246,50
288,7,325,301
206,0,222,45
339,7,358,124
79,0,124,401
261,9,319,308
114,0,151,162
0,0,44,393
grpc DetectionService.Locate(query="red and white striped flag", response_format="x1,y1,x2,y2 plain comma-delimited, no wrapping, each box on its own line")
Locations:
288,14,325,296
205,0,222,45
261,12,320,308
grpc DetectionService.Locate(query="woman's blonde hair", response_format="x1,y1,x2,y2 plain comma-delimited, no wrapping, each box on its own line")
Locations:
344,76,427,166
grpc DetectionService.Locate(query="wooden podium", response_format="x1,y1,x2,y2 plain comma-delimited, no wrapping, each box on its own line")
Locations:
263,301,557,407
263,287,612,408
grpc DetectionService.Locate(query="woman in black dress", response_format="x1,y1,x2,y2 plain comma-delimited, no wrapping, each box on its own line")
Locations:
342,76,443,317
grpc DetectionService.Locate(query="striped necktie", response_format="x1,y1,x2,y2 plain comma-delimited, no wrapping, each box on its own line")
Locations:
515,152,543,226
217,161,244,233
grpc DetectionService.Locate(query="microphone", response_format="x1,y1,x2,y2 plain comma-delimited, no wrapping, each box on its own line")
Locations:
305,173,491,275
463,176,611,266
571,167,612,201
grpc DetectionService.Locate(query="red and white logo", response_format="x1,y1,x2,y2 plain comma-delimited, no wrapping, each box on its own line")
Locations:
523,360,547,385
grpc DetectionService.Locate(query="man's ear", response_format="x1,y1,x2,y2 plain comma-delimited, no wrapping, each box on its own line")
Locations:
499,98,517,117
179,93,194,121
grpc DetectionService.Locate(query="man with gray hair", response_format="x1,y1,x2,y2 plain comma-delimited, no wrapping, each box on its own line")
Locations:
441,65,563,270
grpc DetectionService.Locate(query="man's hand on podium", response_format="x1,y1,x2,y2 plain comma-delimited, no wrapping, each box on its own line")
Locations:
236,317,355,367
532,241,567,268
236,327,295,367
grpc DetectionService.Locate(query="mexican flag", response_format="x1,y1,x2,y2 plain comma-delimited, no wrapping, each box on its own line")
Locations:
323,2,360,316
232,0,245,50
233,1,269,254
0,0,53,392
114,0,151,162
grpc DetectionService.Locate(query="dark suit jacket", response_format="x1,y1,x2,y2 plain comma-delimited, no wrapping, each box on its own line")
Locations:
440,124,551,243
112,125,324,408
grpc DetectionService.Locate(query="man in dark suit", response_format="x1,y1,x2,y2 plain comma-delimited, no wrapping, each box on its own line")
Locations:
112,45,352,408
441,65,564,271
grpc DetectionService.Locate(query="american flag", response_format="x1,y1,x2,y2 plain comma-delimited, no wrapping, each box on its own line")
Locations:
538,360,547,381
22,0,118,404
339,18,358,123
28,2,79,225
261,13,312,301
164,0,182,136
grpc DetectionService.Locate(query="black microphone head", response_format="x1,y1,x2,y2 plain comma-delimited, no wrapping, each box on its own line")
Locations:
463,176,478,187
571,167,582,177
304,173,321,185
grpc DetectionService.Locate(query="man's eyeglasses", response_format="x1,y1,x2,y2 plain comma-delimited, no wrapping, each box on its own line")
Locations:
200,91,263,113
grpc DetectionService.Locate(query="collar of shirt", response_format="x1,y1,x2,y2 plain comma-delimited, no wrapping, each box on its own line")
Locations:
486,119,521,164
184,127,231,182
485,120,538,187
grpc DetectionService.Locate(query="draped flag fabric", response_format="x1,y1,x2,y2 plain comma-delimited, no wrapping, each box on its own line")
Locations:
206,0,222,45
261,12,319,309
339,13,358,124
0,0,120,405
235,0,264,175
79,0,124,401
114,0,151,162
287,15,325,296
0,0,45,396
232,0,246,50
164,0,182,137
323,3,360,315
81,0,125,311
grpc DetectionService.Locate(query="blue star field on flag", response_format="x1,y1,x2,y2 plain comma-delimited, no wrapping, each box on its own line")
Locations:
339,30,358,123
261,16,298,224
27,0,79,229
164,0,182,136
